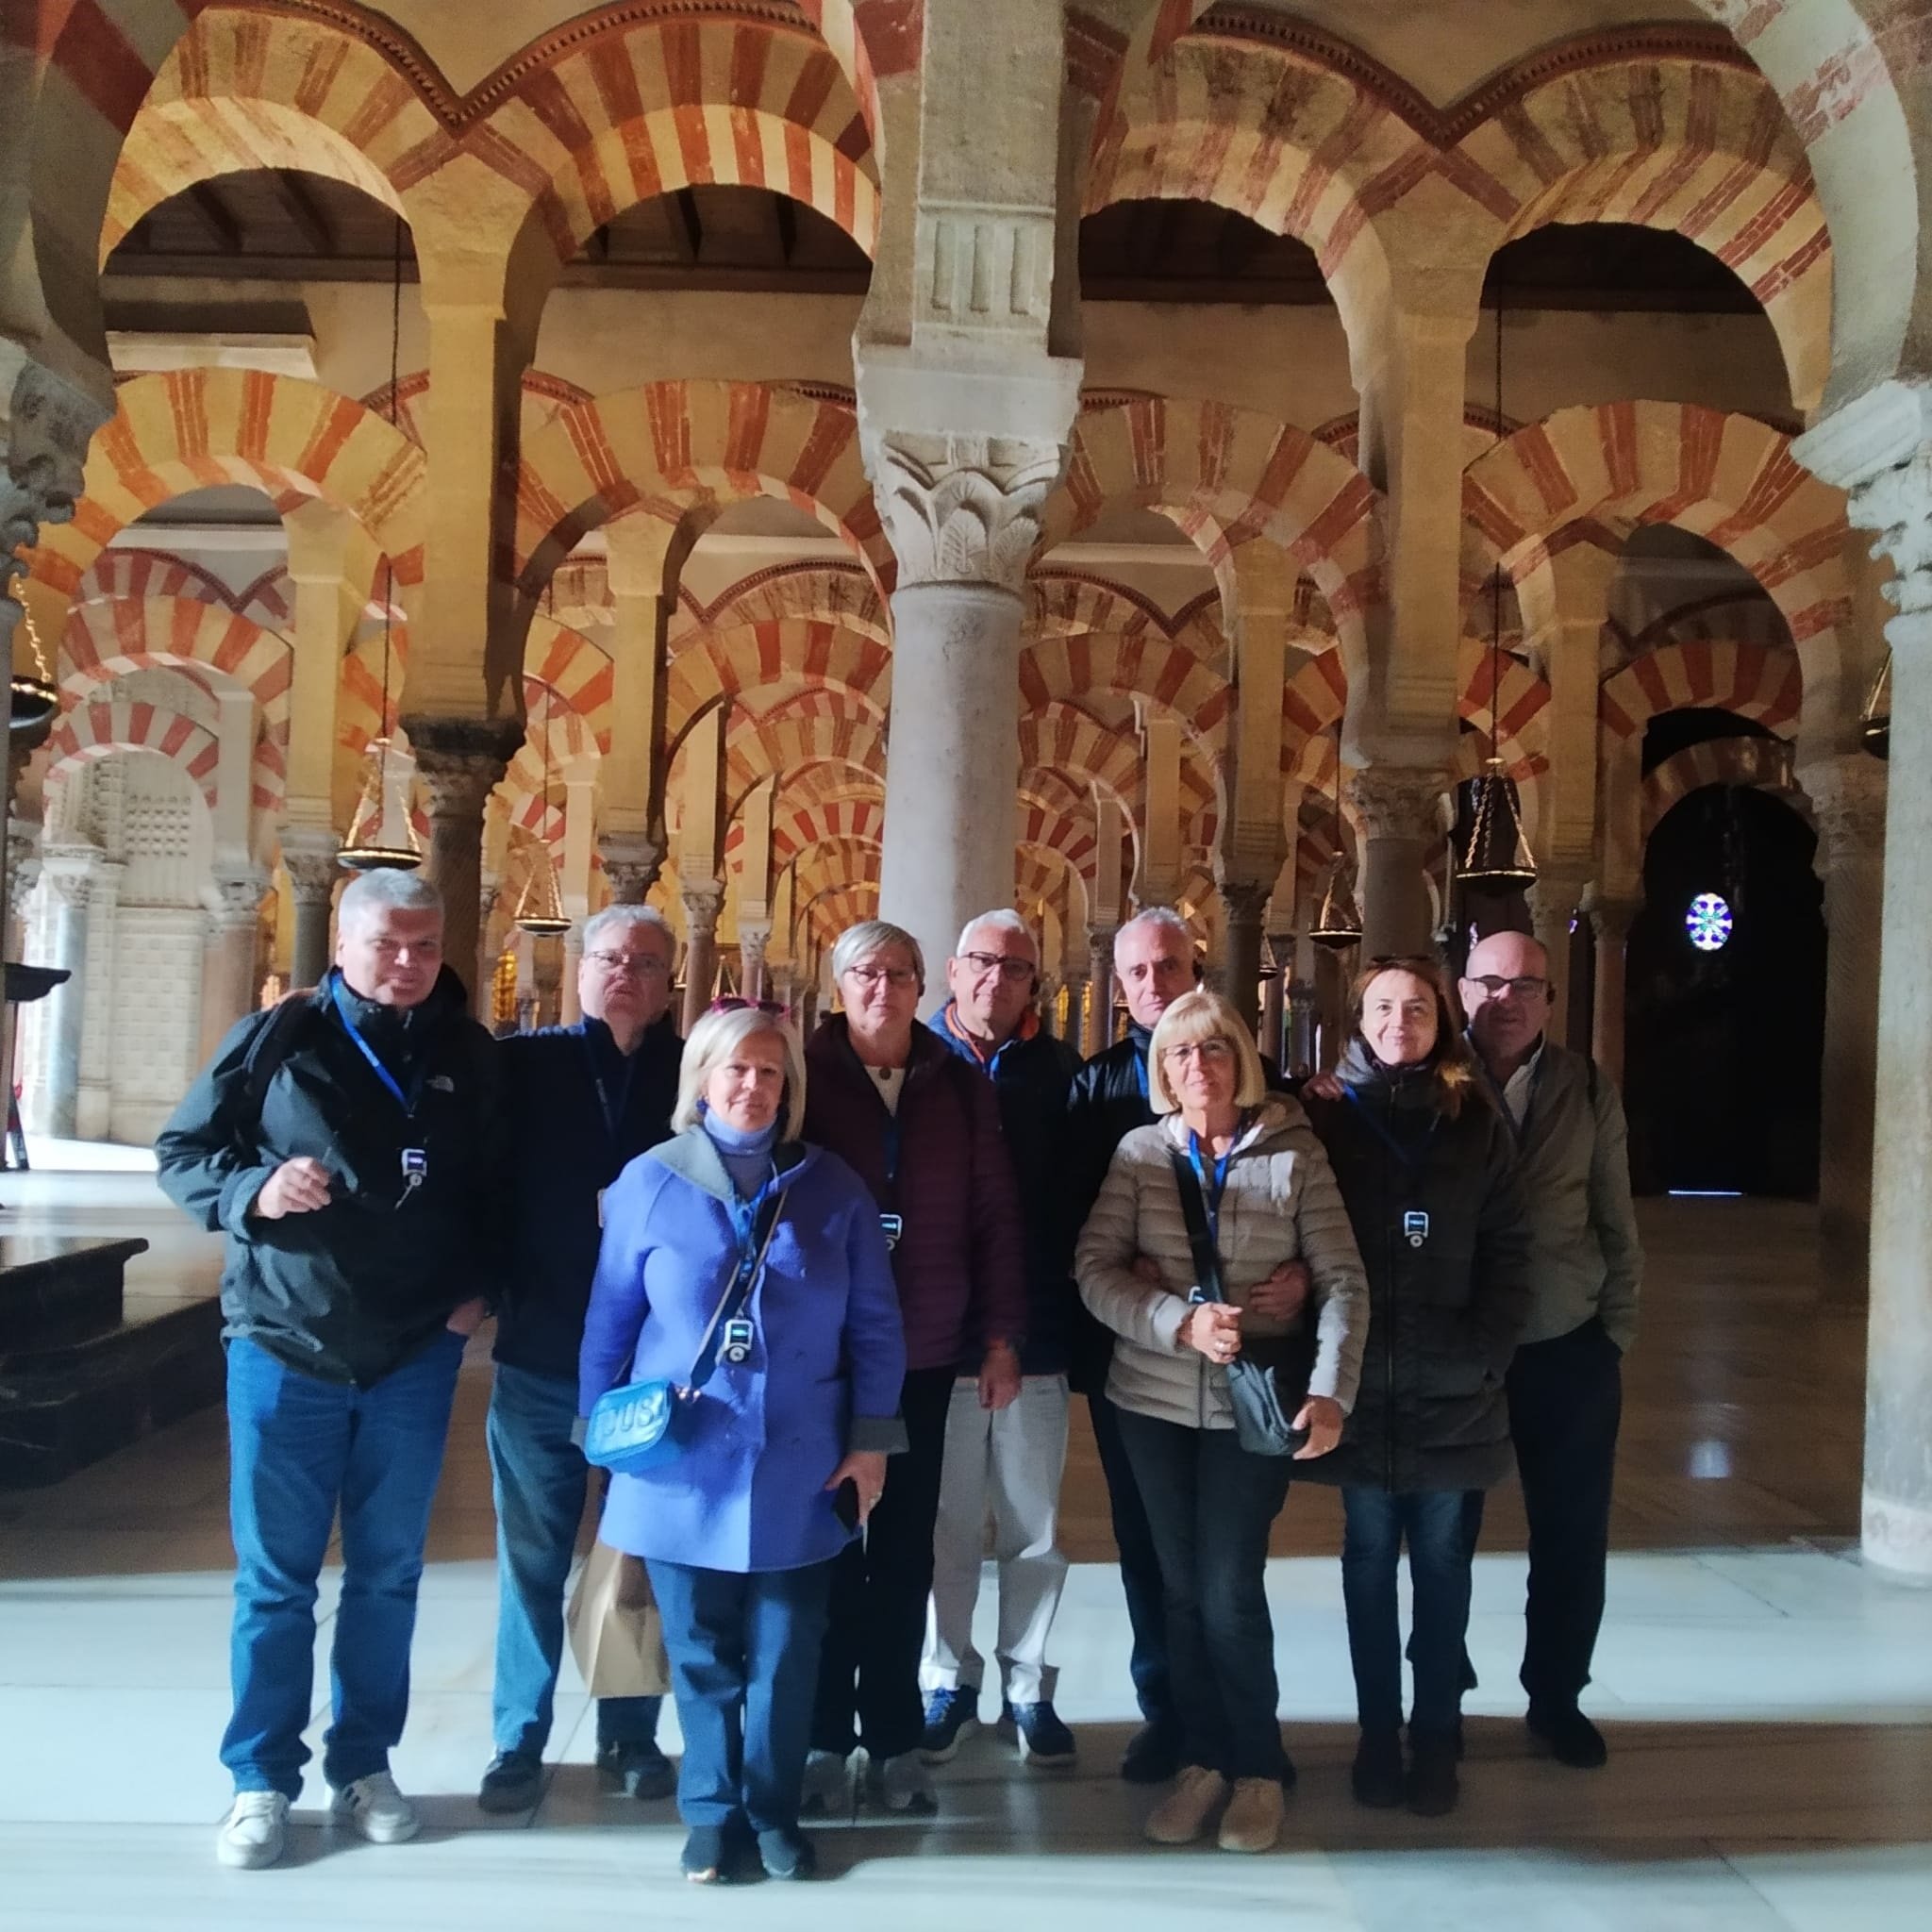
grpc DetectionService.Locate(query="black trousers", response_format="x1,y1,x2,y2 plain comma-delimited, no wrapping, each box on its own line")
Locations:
1467,1316,1624,1707
811,1364,955,1760
1086,1391,1173,1728
1116,1409,1293,1779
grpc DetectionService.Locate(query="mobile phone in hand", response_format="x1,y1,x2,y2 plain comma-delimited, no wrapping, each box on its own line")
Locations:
832,1477,861,1532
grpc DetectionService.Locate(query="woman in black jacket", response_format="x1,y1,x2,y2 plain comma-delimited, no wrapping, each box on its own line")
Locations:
1302,957,1532,1819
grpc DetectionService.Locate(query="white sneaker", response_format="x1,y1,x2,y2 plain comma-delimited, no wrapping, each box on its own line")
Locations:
866,1750,938,1815
216,1790,290,1869
799,1749,850,1818
330,1771,420,1844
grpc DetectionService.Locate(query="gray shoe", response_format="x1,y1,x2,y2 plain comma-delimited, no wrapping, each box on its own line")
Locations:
800,1748,850,1818
215,1791,289,1869
865,1750,937,1815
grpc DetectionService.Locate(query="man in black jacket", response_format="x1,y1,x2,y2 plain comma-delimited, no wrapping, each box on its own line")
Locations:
156,870,506,1872
478,905,683,1813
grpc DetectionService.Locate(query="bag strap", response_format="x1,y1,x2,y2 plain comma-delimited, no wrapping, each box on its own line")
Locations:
1166,1147,1226,1306
235,993,313,1143
685,1185,790,1391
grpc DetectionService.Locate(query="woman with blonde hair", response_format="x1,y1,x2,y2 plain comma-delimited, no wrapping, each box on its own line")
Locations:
580,1002,908,1884
1074,990,1369,1855
1299,957,1532,1819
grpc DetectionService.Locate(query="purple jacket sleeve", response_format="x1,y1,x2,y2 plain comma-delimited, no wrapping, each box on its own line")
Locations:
963,1067,1029,1357
841,1183,910,1453
576,1159,667,1416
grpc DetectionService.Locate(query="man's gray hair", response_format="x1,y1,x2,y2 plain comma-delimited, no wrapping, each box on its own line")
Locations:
953,908,1037,960
1114,905,1193,960
582,904,675,958
339,868,441,929
830,918,925,989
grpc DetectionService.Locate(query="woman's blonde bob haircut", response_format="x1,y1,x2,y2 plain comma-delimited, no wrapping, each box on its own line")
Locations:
672,1005,808,1142
1145,989,1270,1116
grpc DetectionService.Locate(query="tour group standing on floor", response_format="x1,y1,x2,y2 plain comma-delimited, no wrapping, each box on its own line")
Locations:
157,880,1641,1880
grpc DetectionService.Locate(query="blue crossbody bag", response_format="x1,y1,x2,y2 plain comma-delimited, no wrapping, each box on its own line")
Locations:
584,1185,790,1476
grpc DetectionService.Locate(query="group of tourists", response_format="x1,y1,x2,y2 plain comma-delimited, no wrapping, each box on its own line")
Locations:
156,865,1641,1882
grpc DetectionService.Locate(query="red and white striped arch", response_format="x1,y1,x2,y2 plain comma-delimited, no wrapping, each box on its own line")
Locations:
1021,632,1230,743
1600,638,1804,741
670,619,891,739
1642,735,1807,837
681,562,889,645
45,697,222,814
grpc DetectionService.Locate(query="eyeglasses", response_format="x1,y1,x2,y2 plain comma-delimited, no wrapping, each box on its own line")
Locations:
958,951,1036,982
844,964,919,990
708,995,788,1017
1466,974,1550,999
1162,1039,1235,1065
586,950,670,977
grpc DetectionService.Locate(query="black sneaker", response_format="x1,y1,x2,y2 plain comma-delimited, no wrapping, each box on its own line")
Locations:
598,1738,676,1801
1004,1699,1077,1767
919,1684,982,1763
1406,1729,1459,1817
1351,1727,1404,1808
1120,1719,1183,1785
477,1749,542,1813
1526,1701,1608,1769
757,1825,818,1880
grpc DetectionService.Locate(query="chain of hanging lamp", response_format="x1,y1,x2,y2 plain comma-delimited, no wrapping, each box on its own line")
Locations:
8,599,61,739
1311,711,1362,948
514,677,570,936
1458,283,1538,891
340,212,421,871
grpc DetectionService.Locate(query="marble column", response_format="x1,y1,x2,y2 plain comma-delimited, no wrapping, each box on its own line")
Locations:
1804,753,1887,1304
739,919,773,1003
1586,894,1640,1087
36,851,93,1141
200,868,269,1059
1529,869,1589,1049
477,881,503,1015
1345,765,1445,959
1086,924,1116,1057
531,935,563,1031
680,880,724,1035
279,829,340,991
75,853,122,1141
1258,948,1287,1067
558,923,584,1027
1218,879,1271,1038
404,719,519,1012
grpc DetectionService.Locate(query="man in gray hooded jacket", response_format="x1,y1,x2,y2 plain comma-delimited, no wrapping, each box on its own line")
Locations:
1459,928,1642,1771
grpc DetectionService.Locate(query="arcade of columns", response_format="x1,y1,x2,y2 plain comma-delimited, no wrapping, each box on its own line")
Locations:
0,2,1927,1576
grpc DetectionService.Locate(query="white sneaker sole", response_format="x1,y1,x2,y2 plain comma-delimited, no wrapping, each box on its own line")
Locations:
918,1718,979,1764
330,1796,420,1844
215,1830,285,1870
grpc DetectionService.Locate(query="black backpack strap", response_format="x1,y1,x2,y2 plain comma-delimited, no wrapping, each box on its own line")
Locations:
687,1185,790,1391
237,993,314,1133
1166,1147,1226,1305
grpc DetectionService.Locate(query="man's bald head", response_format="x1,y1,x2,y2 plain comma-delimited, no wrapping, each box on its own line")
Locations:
1460,927,1555,1072
1466,929,1549,984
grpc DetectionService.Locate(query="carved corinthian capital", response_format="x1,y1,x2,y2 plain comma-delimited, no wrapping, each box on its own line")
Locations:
1803,754,1888,873
3,358,110,605
870,433,1066,594
1343,764,1448,843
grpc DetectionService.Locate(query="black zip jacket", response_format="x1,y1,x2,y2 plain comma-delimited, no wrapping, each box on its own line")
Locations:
1300,1038,1534,1492
492,1012,682,1382
155,966,508,1387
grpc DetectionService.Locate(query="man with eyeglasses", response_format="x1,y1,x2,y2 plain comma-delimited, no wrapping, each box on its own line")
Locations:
478,904,685,1814
1457,928,1641,1771
157,870,506,1870
920,910,1084,1770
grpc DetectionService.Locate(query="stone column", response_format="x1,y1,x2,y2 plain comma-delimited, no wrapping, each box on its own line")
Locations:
200,867,269,1059
1805,753,1886,1302
680,880,724,1035
279,828,340,990
531,935,563,1031
558,924,584,1027
868,432,1071,1013
599,834,662,907
1218,879,1271,1038
404,719,519,1012
1259,947,1288,1067
1585,893,1639,1087
1528,868,1589,1049
739,918,773,1003
476,880,503,1015
1345,765,1445,959
36,851,94,1140
1085,924,1116,1056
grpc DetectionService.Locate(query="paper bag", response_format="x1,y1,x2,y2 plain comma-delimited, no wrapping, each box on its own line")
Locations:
565,1537,669,1697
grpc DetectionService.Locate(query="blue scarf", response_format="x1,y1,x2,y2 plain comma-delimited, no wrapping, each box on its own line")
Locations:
701,1110,779,1199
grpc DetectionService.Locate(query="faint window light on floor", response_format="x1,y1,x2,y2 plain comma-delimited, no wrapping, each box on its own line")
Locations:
1669,1190,1743,1198
1689,1441,1732,1480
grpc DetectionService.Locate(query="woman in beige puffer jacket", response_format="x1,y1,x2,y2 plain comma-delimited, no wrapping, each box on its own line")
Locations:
1074,991,1368,1857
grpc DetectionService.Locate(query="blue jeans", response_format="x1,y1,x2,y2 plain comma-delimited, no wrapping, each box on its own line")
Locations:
485,1361,659,1757
1341,1488,1474,1738
1087,1391,1172,1728
648,1558,833,1831
223,1330,465,1798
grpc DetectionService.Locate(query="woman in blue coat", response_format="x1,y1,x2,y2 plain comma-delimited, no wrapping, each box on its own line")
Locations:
580,1002,908,1884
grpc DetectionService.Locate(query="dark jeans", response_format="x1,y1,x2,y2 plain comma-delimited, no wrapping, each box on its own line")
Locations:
812,1364,954,1759
648,1558,834,1831
1341,1488,1471,1737
485,1361,660,1757
1087,1391,1173,1728
1505,1315,1624,1705
1115,1409,1294,1780
222,1330,463,1798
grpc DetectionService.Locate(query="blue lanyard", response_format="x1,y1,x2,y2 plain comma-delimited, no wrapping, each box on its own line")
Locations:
1187,1128,1235,1241
329,976,425,1118
1341,1084,1440,1174
581,1027,639,1146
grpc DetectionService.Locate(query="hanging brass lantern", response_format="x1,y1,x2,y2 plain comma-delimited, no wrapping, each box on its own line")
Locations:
9,602,60,736
1309,856,1362,950
1859,651,1890,759
515,686,570,935
1458,755,1538,889
339,736,422,871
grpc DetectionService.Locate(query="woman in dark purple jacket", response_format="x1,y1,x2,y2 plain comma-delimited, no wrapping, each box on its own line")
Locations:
800,919,1027,1817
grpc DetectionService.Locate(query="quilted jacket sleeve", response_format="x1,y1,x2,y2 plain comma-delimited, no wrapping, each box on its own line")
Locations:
1074,1135,1191,1356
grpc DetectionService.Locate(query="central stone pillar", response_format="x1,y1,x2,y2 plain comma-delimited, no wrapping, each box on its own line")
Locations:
599,832,662,907
1584,891,1639,1085
1529,868,1589,1048
37,849,94,1141
1345,765,1444,959
739,918,773,1002
1217,879,1271,1037
279,829,340,991
1085,924,1116,1056
200,868,269,1058
404,718,519,1012
680,880,724,1034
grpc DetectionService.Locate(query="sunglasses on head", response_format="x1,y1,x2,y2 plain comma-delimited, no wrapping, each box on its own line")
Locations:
708,995,790,1018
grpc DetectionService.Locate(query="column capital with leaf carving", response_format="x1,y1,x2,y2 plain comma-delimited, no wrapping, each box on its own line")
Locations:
1343,764,1447,844
1803,752,1888,877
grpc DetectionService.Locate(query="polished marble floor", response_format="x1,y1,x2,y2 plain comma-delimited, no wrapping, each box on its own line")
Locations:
0,1198,1927,1930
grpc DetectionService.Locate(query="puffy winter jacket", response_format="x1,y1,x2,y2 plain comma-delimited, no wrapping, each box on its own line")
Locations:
1300,1038,1534,1492
1074,1098,1370,1431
